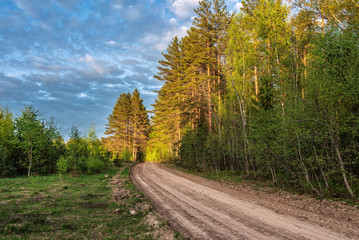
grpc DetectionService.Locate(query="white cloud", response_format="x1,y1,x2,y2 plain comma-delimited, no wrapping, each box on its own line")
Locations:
104,83,122,88
105,40,117,46
80,54,107,75
140,89,157,96
234,2,243,11
2,0,205,140
171,0,199,20
169,18,178,25
37,90,57,100
77,92,87,98
141,25,188,51
77,92,94,100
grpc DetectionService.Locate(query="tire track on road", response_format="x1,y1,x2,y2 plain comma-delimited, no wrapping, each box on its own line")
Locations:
131,162,353,240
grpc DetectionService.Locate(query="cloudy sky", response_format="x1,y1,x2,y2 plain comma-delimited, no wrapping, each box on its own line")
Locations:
0,0,241,140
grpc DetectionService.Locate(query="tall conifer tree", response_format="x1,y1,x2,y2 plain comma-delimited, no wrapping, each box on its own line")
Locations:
105,93,132,153
131,89,150,161
105,90,149,161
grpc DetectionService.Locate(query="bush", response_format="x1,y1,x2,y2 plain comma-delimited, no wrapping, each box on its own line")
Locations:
56,156,69,175
86,156,105,174
78,155,87,173
110,152,121,167
121,148,131,162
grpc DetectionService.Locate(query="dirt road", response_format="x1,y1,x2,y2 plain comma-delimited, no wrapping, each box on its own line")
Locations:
131,162,359,240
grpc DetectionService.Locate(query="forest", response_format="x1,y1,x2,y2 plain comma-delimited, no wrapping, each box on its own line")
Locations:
1,0,358,200
0,88,149,178
0,105,111,177
146,0,359,198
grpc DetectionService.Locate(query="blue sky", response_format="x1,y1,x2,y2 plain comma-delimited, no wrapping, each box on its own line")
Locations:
0,0,241,140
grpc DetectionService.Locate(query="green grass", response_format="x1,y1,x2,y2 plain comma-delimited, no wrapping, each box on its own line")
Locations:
121,166,130,177
0,164,160,239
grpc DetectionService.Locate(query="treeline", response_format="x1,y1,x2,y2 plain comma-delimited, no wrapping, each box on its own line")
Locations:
0,105,111,177
103,89,150,162
148,0,359,198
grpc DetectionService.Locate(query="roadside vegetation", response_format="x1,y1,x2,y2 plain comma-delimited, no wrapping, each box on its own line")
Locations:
1,1,358,237
0,105,114,178
148,0,359,200
0,96,177,238
0,163,177,239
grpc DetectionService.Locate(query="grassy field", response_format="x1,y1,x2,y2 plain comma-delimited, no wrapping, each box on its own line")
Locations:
0,164,174,239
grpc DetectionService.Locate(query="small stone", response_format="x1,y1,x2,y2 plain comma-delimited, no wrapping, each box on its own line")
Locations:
113,208,122,214
129,209,137,215
104,174,110,178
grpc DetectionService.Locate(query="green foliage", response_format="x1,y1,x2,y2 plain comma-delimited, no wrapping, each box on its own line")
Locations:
85,156,105,174
63,125,111,175
146,146,171,162
104,89,149,162
77,155,88,173
0,165,162,239
0,106,15,148
121,147,132,162
0,145,16,177
121,166,130,176
179,126,209,170
0,107,110,178
66,125,88,175
56,156,69,175
110,152,121,167
148,0,359,199
131,89,150,161
9,105,63,176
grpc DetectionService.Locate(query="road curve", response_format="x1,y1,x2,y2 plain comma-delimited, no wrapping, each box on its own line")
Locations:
131,162,352,240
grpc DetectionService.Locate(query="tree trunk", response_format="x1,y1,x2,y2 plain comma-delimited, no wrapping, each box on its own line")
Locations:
228,74,250,176
254,44,259,99
267,39,271,75
217,31,222,128
207,39,212,132
254,65,258,98
28,143,32,177
302,47,307,99
296,133,319,194
269,164,277,188
329,123,355,198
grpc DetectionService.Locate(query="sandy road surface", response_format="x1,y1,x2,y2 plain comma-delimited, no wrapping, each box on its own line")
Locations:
131,162,357,240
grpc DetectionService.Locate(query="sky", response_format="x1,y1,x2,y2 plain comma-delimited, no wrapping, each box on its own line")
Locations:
0,0,241,140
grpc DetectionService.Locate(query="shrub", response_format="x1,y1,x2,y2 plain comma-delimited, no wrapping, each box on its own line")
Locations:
0,145,16,177
56,156,70,181
110,152,121,167
78,155,87,173
56,156,69,174
121,148,131,162
86,156,105,173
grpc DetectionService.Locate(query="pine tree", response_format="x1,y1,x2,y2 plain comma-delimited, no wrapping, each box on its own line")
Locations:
0,106,16,176
146,0,359,198
14,105,62,176
193,0,216,131
104,93,132,154
148,37,187,160
131,89,149,161
212,0,231,120
155,36,184,144
291,8,317,99
148,0,231,162
105,90,149,161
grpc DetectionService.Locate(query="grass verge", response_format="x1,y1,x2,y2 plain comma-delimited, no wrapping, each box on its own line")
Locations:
0,163,176,239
